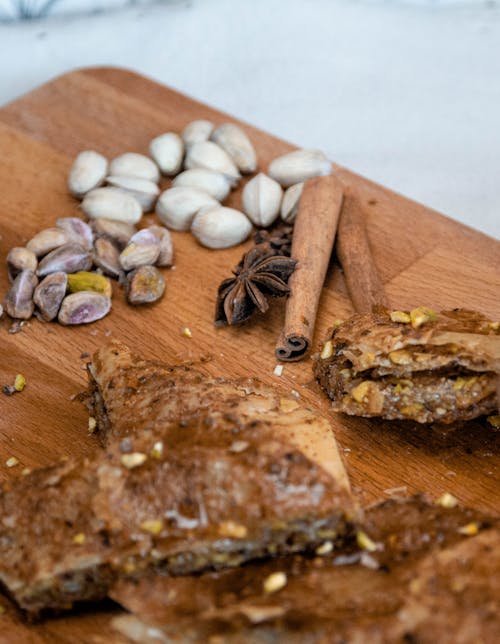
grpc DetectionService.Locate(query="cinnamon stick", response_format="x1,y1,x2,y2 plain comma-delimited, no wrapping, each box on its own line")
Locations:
276,175,344,362
336,190,389,313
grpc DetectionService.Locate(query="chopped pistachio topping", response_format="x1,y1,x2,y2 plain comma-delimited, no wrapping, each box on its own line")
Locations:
389,350,412,365
320,340,333,360
218,520,248,539
390,310,411,324
487,415,500,428
13,374,25,392
122,561,137,574
5,456,19,468
263,571,287,594
437,492,458,508
356,530,378,552
229,440,249,453
150,441,164,458
458,522,479,536
273,364,283,377
410,306,437,328
72,533,86,545
181,327,192,338
140,519,163,535
121,452,147,469
400,403,424,416
316,541,334,556
88,416,97,433
351,381,371,404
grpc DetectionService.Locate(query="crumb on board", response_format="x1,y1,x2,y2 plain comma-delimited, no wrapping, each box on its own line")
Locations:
181,327,192,338
458,522,480,536
263,571,287,594
273,364,283,377
5,457,19,468
437,492,459,508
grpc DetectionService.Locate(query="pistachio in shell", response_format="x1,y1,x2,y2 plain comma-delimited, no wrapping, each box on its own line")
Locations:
126,265,165,305
3,270,38,319
58,291,111,325
33,272,68,321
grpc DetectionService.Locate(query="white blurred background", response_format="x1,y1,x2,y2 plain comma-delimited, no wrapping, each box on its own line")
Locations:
0,0,499,238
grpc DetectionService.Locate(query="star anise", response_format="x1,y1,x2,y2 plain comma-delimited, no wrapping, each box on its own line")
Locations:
215,243,297,326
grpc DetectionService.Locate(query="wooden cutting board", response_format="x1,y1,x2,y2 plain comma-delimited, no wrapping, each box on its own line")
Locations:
0,67,499,642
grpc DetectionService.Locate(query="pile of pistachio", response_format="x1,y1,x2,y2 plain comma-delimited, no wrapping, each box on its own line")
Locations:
3,217,173,326
73,120,332,248
2,118,331,328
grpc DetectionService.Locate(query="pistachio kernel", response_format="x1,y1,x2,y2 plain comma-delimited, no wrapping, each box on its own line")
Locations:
390,310,411,324
316,541,334,556
14,374,25,392
263,571,287,594
72,533,86,545
320,340,333,360
410,306,437,328
356,530,378,552
140,519,163,535
218,521,248,539
389,350,412,365
150,441,164,458
351,381,371,404
437,492,458,508
121,452,147,469
458,522,479,536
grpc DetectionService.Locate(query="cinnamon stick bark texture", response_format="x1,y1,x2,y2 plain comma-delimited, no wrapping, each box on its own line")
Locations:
336,190,389,313
276,175,344,362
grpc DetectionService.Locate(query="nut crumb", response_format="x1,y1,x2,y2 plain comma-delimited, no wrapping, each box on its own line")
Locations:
72,533,86,545
390,310,411,324
316,541,333,556
5,457,19,468
14,374,25,392
218,521,248,539
21,468,31,476
88,417,97,433
181,327,192,338
437,492,458,508
263,571,287,594
229,440,249,453
140,519,163,535
458,522,479,536
121,452,147,469
273,365,283,377
150,441,163,458
356,530,379,552
487,415,500,428
320,340,333,360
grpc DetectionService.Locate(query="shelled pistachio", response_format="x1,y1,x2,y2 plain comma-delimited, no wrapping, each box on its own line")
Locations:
211,123,257,174
149,133,184,176
7,247,38,282
109,152,160,183
127,265,165,305
68,150,108,198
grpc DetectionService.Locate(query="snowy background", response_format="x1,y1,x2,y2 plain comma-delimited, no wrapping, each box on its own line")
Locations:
0,0,499,238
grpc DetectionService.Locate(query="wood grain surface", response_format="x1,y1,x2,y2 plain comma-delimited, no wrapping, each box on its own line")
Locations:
0,67,499,642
